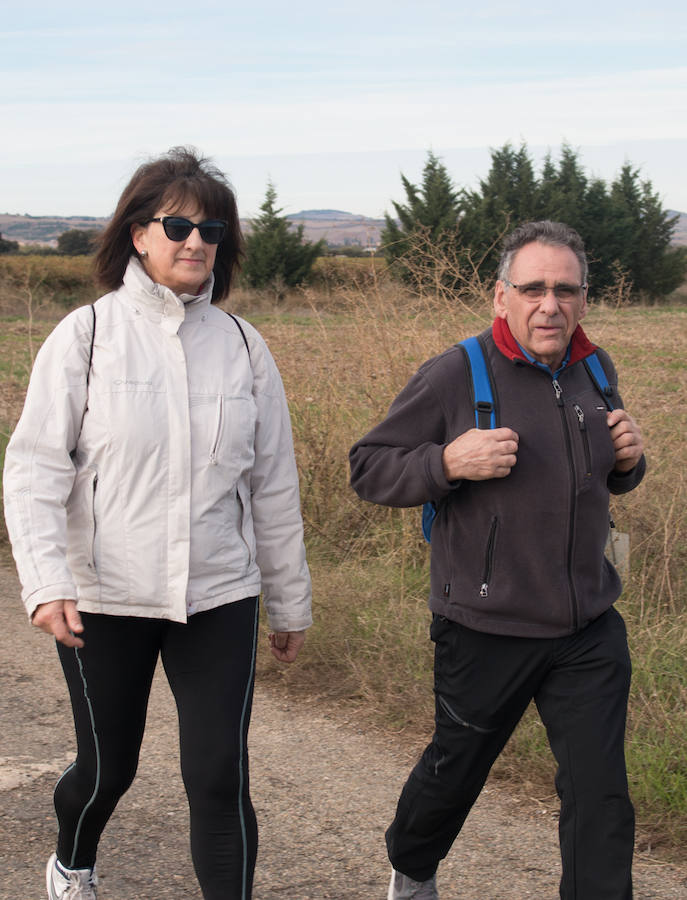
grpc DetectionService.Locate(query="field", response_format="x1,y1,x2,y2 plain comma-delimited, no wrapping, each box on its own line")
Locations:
1,256,685,859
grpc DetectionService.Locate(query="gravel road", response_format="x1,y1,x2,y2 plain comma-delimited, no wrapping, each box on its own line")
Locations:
1,564,685,899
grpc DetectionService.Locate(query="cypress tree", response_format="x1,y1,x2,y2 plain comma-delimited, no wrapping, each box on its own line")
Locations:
243,182,325,294
381,151,461,275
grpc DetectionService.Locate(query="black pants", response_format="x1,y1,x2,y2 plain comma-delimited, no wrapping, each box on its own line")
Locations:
386,607,634,899
55,597,259,900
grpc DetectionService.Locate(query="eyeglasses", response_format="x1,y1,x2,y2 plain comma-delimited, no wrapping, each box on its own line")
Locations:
148,216,227,244
503,279,587,303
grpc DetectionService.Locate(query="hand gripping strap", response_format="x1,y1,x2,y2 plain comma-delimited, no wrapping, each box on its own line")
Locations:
422,336,496,542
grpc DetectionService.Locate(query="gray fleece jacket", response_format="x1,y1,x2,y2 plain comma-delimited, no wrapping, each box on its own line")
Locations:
349,324,645,638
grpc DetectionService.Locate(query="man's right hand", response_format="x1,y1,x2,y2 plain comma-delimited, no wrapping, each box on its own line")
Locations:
442,427,519,481
32,599,85,648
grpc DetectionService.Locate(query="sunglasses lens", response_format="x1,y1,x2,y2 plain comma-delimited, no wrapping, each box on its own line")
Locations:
198,221,226,244
162,217,193,241
158,217,227,243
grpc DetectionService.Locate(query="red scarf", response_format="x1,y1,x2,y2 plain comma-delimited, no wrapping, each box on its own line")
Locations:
492,317,597,368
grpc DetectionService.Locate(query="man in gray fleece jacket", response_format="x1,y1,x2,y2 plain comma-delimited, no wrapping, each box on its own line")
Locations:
350,221,645,900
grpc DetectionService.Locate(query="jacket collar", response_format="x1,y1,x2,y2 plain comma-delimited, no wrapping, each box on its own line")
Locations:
121,257,214,331
492,317,597,369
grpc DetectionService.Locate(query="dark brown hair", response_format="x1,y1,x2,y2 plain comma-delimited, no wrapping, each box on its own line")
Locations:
94,146,243,301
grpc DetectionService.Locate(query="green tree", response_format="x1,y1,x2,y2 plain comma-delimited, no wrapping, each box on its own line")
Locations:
384,142,687,302
551,143,588,225
57,229,98,255
532,147,624,292
381,151,461,274
605,166,687,299
0,232,19,254
243,182,325,295
578,176,614,292
535,152,559,219
459,142,538,272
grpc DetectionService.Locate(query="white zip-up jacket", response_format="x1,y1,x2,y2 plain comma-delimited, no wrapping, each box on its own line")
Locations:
3,258,312,631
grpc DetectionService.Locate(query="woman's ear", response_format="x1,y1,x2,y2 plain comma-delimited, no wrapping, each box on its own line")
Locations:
130,222,147,256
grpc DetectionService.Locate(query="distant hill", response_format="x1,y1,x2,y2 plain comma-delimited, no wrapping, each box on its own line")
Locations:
2,209,685,250
283,210,385,248
668,210,687,247
0,210,386,249
289,209,366,220
0,214,110,246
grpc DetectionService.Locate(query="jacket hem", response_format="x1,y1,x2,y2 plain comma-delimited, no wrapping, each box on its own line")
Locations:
428,596,618,639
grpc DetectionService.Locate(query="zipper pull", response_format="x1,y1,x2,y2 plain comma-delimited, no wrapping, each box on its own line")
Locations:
552,379,563,404
573,403,586,429
480,583,489,598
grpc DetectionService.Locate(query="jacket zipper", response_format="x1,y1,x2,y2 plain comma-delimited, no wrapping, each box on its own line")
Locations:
209,394,223,465
479,516,498,598
552,378,578,630
89,471,98,570
573,403,592,477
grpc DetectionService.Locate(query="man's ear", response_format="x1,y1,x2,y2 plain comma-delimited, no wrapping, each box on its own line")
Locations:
493,280,508,320
578,289,588,322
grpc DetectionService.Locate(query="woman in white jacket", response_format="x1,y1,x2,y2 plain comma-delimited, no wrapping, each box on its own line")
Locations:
3,147,312,900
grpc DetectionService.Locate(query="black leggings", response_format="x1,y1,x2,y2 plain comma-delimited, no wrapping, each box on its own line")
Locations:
55,598,259,900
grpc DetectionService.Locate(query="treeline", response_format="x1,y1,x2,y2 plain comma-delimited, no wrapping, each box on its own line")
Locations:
4,143,685,302
0,228,98,256
383,143,687,302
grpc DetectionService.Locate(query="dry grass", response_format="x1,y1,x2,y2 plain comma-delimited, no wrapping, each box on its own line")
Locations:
253,287,687,858
1,255,686,857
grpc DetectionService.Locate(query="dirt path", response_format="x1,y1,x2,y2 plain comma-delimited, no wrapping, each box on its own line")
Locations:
1,565,685,899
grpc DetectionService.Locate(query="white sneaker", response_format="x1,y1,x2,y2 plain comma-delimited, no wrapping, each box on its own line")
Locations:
387,867,439,899
46,853,98,900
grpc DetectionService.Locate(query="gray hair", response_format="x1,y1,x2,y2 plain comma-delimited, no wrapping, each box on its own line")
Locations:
497,220,588,284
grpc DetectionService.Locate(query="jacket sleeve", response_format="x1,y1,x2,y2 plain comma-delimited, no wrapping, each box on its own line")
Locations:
245,328,312,633
608,457,646,494
349,363,459,508
3,307,94,618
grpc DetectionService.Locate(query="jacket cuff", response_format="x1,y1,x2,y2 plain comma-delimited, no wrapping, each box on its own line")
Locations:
266,612,313,633
427,444,462,495
25,582,78,620
608,455,646,495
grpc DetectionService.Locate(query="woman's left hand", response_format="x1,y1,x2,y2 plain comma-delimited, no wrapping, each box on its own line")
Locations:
268,630,305,663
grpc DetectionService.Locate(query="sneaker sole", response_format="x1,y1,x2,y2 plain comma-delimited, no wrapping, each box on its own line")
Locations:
46,852,58,900
388,867,402,900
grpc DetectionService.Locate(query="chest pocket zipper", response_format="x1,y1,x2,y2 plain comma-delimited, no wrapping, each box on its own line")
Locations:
209,394,224,465
480,517,498,598
573,403,592,477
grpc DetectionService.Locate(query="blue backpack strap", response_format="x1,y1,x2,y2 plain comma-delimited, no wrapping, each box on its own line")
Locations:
583,352,615,411
421,503,436,543
422,336,496,542
460,336,496,429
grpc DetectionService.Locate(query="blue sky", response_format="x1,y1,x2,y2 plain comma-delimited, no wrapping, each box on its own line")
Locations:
2,0,686,219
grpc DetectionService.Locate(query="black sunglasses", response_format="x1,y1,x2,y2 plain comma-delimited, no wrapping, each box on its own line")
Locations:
148,216,227,244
